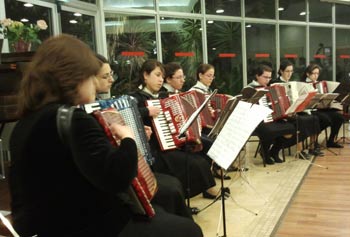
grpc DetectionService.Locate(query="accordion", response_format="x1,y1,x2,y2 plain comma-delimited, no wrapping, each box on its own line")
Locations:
81,96,157,218
258,85,290,122
146,94,202,152
313,80,340,94
177,90,215,128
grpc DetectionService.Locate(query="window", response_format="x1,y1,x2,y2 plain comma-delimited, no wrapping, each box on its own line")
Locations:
160,17,202,90
159,0,201,13
246,23,276,82
60,10,96,51
205,0,241,16
336,3,350,25
245,0,275,19
309,27,332,81
336,28,350,82
207,21,242,95
103,0,154,10
104,14,157,95
309,0,332,23
280,25,306,80
279,0,306,22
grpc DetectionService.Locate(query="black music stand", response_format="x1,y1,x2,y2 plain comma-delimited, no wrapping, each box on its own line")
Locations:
336,93,350,144
207,101,271,237
178,89,218,212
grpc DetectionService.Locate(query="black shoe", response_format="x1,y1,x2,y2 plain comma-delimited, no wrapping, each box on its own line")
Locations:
227,167,249,172
270,146,283,163
212,169,231,180
202,191,217,199
265,157,275,165
309,149,324,156
300,151,311,160
327,142,344,148
272,155,283,163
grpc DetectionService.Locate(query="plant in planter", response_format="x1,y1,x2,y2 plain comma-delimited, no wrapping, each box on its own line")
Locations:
0,18,48,52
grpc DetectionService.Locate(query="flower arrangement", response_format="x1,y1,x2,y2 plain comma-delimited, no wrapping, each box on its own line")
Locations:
0,18,48,51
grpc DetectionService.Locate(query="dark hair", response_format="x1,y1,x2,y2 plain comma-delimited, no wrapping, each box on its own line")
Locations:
278,60,293,76
253,64,272,80
138,59,164,88
95,54,109,64
301,63,322,82
164,62,182,79
196,63,214,81
17,34,100,117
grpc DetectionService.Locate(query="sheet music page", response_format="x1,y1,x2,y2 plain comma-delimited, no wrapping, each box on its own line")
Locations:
207,101,272,170
326,81,340,93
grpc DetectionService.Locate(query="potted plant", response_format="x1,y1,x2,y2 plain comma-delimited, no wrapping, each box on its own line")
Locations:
0,18,48,52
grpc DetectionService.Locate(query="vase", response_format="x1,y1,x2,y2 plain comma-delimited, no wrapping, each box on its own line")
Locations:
13,39,31,53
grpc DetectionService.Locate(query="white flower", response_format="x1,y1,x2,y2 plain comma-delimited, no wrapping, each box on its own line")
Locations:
36,20,48,30
1,18,12,27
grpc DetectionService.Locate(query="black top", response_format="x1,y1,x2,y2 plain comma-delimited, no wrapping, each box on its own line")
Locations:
9,103,138,237
269,76,284,85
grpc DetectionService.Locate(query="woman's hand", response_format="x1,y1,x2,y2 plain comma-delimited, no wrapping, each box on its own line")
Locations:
110,123,134,140
148,106,161,117
144,126,152,141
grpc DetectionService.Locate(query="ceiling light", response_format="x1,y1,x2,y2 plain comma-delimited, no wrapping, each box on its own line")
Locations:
74,12,82,17
208,20,214,24
23,3,34,7
278,7,284,11
216,9,224,14
299,11,306,15
69,19,78,24
246,24,252,28
20,18,29,22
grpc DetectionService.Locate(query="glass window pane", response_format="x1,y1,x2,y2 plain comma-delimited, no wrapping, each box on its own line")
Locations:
336,4,350,25
280,25,306,81
160,17,203,91
279,0,306,22
160,0,201,13
205,0,241,17
79,0,96,3
245,0,275,19
246,23,276,82
309,0,332,23
309,27,332,81
336,29,350,82
60,11,96,51
207,21,242,95
103,0,154,10
105,14,157,95
4,0,52,52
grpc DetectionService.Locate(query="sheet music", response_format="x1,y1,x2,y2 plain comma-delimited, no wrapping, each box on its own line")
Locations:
207,101,272,170
285,91,316,114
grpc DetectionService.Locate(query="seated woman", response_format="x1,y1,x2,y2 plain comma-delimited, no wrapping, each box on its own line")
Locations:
9,34,202,237
94,54,192,219
301,63,344,149
129,59,219,200
244,64,297,165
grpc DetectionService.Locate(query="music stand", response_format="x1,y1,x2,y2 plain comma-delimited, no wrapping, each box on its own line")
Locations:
207,101,272,237
178,89,218,211
336,93,350,144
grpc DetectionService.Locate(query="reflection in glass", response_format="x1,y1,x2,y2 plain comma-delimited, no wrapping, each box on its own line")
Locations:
336,29,350,82
4,0,52,52
103,0,154,10
79,0,96,3
245,0,275,19
279,0,306,22
205,0,241,16
105,14,156,95
309,0,332,23
280,25,306,80
160,0,201,13
160,17,202,90
61,11,96,51
207,21,242,95
336,4,350,25
246,23,276,83
309,27,332,81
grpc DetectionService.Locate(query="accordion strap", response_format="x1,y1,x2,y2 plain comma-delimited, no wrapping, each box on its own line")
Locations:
56,105,76,147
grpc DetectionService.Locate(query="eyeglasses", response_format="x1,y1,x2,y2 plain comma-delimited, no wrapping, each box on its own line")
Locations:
284,70,294,73
311,72,320,75
204,74,215,79
100,71,114,80
261,75,272,80
172,75,186,80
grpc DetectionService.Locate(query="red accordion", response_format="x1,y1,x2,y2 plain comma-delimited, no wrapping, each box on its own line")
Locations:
259,84,290,122
146,94,202,152
93,108,157,218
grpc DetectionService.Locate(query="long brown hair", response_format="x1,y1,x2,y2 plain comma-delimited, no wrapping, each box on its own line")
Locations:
17,34,100,117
